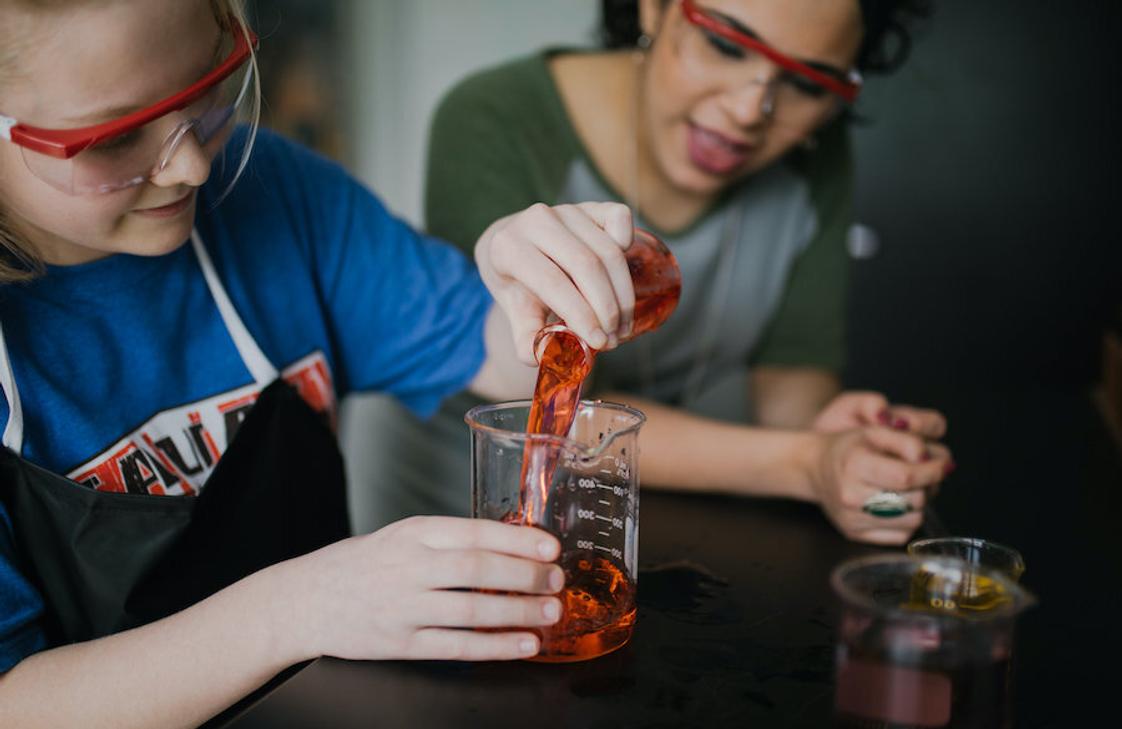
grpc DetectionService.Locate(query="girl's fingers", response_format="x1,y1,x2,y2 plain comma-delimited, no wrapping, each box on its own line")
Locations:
849,507,924,533
406,517,561,561
517,208,621,342
853,528,919,547
422,549,564,594
859,429,955,485
492,284,548,365
493,229,608,349
862,427,927,462
845,482,927,513
845,392,891,426
571,201,634,250
406,628,541,661
417,591,562,629
849,443,939,492
925,442,955,477
552,205,635,339
887,406,947,438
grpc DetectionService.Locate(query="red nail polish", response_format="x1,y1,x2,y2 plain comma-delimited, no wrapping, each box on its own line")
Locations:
877,410,891,425
921,451,932,462
944,461,957,476
893,418,908,430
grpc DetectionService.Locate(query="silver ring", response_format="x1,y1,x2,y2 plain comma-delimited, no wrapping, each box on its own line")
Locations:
862,491,912,518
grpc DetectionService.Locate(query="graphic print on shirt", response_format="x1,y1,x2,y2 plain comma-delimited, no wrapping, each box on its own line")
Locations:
67,352,335,496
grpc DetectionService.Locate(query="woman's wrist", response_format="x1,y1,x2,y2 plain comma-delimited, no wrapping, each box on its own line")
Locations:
775,429,828,505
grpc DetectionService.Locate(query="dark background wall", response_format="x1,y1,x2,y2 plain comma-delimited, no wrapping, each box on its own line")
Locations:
845,0,1121,398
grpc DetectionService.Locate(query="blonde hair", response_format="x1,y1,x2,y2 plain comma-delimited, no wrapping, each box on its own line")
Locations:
0,0,261,283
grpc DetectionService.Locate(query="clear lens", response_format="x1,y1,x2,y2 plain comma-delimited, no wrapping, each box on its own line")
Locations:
675,18,840,129
20,59,253,195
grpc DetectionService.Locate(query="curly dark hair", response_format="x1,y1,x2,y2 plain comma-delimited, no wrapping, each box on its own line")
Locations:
600,0,932,75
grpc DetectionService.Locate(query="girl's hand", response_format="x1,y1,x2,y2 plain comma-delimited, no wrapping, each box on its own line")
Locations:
812,391,948,440
811,427,954,546
275,516,565,662
475,202,636,365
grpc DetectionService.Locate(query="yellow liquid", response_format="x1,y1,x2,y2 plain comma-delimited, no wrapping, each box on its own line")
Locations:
907,570,1010,614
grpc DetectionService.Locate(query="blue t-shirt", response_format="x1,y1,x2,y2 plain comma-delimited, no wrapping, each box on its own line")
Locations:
0,128,492,671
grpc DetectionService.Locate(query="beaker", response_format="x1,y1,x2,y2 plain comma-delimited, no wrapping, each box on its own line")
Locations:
466,399,644,663
831,554,1036,729
907,537,1025,583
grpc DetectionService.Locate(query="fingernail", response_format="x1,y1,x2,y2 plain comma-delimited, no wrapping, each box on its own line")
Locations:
543,600,561,622
520,638,538,655
944,461,957,476
893,418,909,430
588,330,608,350
877,410,891,425
538,540,556,559
549,567,564,592
921,451,932,462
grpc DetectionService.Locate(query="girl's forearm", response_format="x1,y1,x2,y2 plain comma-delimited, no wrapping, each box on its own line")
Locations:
0,561,307,729
601,392,823,502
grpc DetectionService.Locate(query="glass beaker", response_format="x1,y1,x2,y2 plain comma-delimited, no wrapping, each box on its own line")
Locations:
831,555,1036,729
466,399,644,663
907,537,1026,583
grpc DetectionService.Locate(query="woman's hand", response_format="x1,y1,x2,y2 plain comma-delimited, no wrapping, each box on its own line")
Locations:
812,391,948,440
274,516,565,662
475,202,636,365
811,426,954,545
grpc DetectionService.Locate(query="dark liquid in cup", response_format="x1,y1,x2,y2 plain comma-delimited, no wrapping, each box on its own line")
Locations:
834,631,1013,728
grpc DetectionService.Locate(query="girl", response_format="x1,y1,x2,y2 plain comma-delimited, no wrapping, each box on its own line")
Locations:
0,0,639,725
371,0,955,545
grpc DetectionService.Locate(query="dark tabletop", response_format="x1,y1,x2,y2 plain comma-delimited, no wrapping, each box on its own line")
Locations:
222,386,1121,728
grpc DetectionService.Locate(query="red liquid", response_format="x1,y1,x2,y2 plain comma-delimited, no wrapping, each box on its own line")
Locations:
625,228,683,341
513,229,679,661
530,554,636,663
519,229,681,522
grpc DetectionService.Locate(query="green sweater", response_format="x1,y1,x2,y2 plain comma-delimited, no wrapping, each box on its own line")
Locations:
426,52,852,376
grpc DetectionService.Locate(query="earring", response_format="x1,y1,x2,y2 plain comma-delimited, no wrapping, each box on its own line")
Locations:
636,34,652,50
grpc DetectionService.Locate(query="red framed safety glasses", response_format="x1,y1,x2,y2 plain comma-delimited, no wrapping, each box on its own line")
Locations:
679,0,862,103
0,18,258,195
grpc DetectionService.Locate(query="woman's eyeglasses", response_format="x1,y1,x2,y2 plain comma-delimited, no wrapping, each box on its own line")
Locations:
675,0,861,127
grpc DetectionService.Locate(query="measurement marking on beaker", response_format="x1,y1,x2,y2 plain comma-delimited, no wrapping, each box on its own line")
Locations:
594,545,612,554
595,515,613,523
595,483,612,490
598,531,610,537
598,499,611,506
599,469,613,475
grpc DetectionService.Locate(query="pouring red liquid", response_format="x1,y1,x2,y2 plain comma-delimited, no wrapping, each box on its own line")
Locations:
520,228,681,521
516,229,680,662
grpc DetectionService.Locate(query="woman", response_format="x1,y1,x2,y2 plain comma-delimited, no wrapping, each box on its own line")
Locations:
370,0,952,546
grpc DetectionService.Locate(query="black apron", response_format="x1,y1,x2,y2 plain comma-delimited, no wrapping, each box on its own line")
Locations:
0,231,350,644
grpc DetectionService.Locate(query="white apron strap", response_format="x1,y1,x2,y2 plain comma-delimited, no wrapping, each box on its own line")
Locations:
0,321,24,454
0,233,277,455
190,229,278,387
